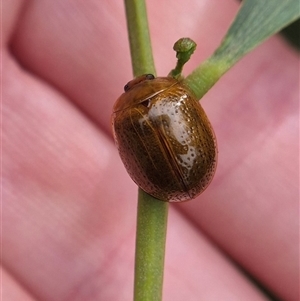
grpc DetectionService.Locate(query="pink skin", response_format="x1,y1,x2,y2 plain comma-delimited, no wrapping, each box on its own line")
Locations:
3,1,298,301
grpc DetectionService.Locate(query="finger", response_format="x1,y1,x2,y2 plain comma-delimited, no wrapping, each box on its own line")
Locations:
3,52,135,300
10,0,132,133
164,209,269,301
179,34,299,301
2,267,37,301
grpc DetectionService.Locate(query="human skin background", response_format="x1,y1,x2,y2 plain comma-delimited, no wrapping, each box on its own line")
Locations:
2,0,299,301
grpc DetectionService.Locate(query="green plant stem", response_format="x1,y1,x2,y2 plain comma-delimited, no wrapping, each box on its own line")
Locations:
134,189,169,301
124,2,168,301
124,0,156,76
184,57,229,100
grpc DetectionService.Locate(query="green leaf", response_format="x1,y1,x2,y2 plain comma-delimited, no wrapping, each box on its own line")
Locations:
185,0,300,100
214,0,300,63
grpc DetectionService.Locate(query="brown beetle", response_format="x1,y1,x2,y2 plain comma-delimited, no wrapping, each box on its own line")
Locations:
112,74,217,202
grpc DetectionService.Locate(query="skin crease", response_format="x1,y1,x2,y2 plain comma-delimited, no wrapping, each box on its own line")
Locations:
2,0,298,301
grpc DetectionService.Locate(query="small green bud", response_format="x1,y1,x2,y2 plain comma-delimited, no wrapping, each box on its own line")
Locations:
169,38,197,79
